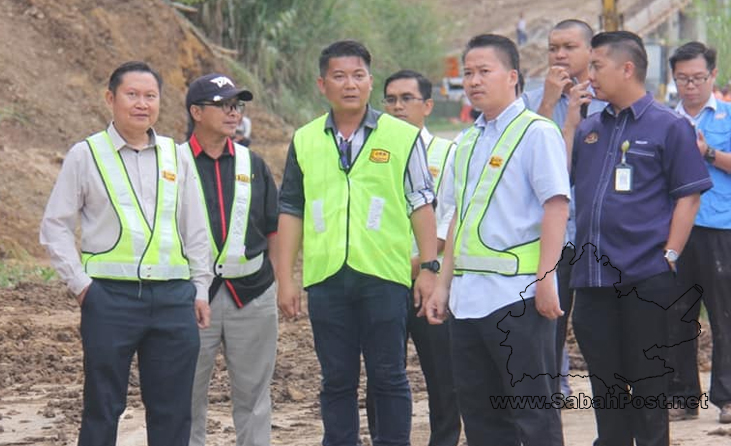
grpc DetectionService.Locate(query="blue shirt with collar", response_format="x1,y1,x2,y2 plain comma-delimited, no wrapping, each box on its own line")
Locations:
522,85,607,244
676,96,731,229
571,92,712,288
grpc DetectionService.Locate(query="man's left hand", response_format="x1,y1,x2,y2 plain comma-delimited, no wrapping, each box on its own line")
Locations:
195,299,211,329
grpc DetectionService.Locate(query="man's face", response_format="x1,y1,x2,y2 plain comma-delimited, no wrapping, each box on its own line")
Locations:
191,98,243,138
383,78,432,128
588,46,626,103
463,46,517,114
317,56,373,114
548,28,591,78
673,56,716,111
106,71,160,134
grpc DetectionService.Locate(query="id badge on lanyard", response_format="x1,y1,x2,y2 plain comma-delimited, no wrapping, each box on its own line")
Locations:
614,140,633,193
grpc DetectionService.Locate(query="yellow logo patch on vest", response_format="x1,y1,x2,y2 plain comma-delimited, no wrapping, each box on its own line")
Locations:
428,166,440,179
584,132,599,144
488,155,503,168
236,173,250,183
162,170,176,182
369,149,391,163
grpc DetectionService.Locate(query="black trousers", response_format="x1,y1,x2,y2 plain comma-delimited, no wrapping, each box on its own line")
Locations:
556,245,576,392
668,226,731,408
78,279,200,446
450,299,562,446
366,289,462,446
573,272,674,446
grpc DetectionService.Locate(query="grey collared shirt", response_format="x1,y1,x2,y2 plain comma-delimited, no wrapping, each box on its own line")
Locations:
39,122,213,299
279,106,435,217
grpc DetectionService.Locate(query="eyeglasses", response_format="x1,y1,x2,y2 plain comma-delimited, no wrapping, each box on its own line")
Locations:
381,94,425,106
195,100,246,113
674,74,711,86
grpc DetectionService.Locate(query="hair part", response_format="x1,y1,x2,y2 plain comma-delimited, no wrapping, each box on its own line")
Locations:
318,40,372,77
383,69,432,100
591,31,647,82
108,61,163,94
669,41,717,72
552,19,594,46
462,34,520,73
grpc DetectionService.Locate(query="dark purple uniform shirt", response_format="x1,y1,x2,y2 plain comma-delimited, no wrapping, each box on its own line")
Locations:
571,93,712,288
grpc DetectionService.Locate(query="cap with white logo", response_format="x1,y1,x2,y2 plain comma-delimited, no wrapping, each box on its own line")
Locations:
185,73,253,111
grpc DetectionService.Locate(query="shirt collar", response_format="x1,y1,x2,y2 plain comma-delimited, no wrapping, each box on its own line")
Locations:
420,126,433,146
475,97,526,134
676,94,717,120
324,104,381,135
602,92,654,120
107,122,157,151
189,134,234,158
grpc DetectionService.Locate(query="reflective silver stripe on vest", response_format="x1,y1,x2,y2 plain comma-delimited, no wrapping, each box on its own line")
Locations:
155,136,179,273
88,263,191,280
86,131,150,260
215,144,263,278
457,255,519,275
216,252,264,278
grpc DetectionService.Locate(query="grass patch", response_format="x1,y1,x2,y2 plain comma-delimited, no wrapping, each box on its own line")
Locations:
0,261,57,288
426,116,471,134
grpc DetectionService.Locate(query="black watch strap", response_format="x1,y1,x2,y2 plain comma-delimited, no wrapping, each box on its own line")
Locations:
420,260,440,273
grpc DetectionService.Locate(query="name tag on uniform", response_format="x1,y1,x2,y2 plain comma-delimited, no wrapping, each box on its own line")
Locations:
614,164,633,193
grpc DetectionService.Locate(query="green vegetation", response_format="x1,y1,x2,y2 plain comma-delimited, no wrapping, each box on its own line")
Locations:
181,0,448,125
692,0,731,87
0,262,57,288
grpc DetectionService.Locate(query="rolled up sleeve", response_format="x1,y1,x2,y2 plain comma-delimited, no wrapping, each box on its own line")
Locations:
404,135,435,214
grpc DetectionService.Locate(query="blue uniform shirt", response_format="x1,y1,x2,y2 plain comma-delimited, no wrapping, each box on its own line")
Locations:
571,93,712,288
676,97,731,229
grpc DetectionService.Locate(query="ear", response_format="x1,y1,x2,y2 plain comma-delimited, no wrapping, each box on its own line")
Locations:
508,69,519,91
423,98,435,118
105,89,114,109
190,105,204,123
711,67,719,82
317,76,326,95
623,60,635,81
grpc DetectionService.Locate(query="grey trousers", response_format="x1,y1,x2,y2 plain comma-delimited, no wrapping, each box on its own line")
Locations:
189,283,278,446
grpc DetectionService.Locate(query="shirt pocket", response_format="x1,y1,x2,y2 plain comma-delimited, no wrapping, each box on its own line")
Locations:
703,124,731,153
625,145,661,187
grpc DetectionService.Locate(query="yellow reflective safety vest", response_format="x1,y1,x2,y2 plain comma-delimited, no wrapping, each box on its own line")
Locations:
182,141,263,278
453,109,551,276
81,131,190,281
294,113,420,288
426,135,454,193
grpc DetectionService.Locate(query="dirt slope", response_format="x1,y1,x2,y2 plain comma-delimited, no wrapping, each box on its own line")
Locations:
0,0,291,260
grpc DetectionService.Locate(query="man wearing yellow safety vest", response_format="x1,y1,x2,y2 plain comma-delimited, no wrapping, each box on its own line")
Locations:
181,74,280,446
39,61,213,446
374,69,461,446
425,34,570,446
277,40,439,446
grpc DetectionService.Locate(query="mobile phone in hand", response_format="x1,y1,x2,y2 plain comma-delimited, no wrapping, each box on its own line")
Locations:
572,77,589,119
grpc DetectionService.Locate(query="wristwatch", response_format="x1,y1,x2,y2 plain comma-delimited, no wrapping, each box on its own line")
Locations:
664,249,679,263
704,147,717,163
420,260,441,273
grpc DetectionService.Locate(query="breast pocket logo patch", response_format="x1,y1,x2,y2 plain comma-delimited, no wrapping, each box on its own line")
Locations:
369,149,391,163
584,132,599,144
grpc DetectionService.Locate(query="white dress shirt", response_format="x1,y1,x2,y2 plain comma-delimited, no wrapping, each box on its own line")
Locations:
40,122,213,300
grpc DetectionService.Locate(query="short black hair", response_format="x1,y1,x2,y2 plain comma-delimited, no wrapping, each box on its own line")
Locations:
108,61,163,94
318,40,371,77
552,19,594,46
591,31,647,82
463,34,520,73
669,41,717,72
383,69,432,100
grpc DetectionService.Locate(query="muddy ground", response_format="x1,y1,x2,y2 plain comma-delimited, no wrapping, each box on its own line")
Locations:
1,281,730,446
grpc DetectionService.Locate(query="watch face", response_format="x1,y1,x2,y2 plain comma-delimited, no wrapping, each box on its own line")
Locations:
665,250,679,262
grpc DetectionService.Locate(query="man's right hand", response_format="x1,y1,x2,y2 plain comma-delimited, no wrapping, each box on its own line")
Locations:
76,285,90,307
565,80,592,130
278,278,301,319
539,66,573,115
424,284,450,325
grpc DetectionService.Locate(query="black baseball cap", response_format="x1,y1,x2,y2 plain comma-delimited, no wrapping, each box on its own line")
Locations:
185,73,253,111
